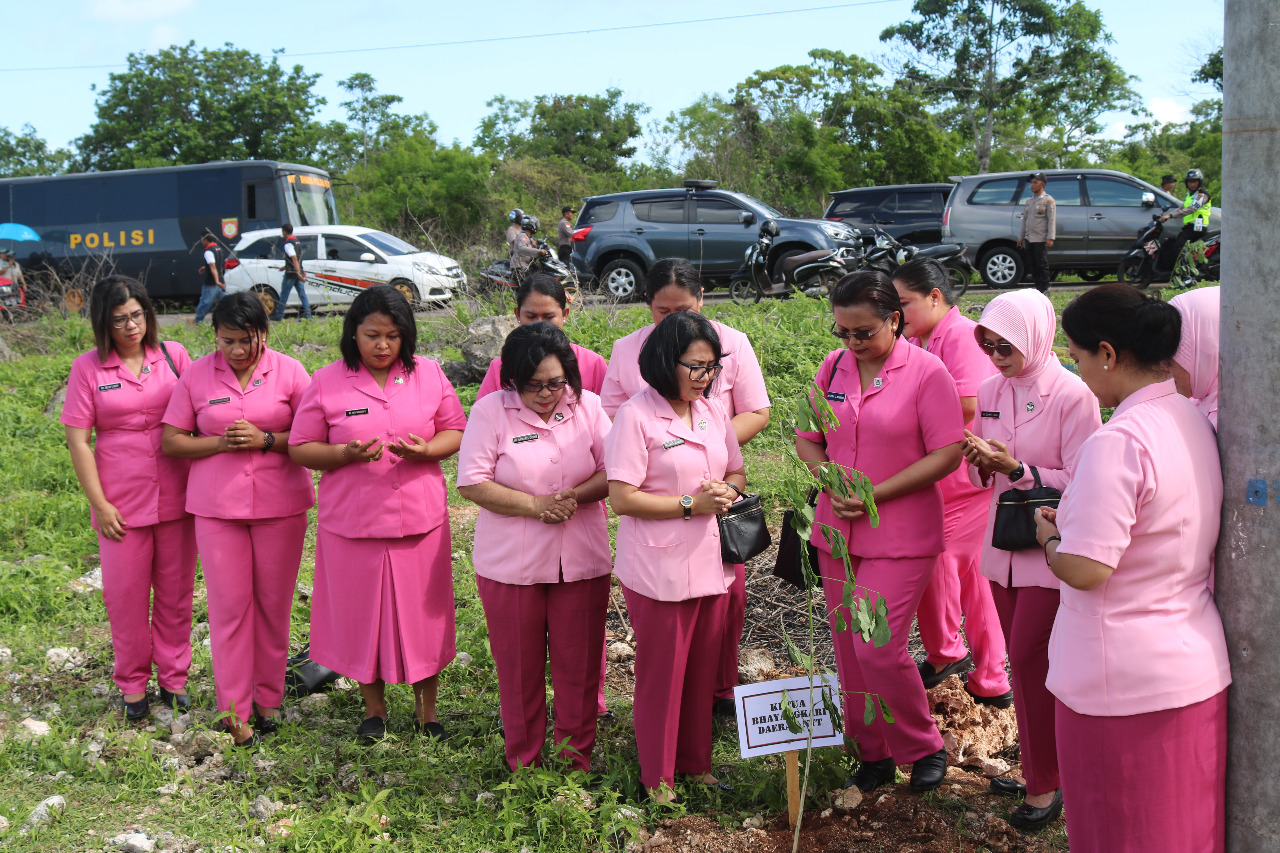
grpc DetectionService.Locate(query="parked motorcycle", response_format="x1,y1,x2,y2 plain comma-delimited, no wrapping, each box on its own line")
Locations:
1117,208,1219,289
729,220,860,304
477,239,577,291
858,226,974,296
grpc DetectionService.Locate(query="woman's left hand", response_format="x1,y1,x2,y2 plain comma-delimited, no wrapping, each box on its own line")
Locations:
1034,506,1059,546
827,490,867,521
224,419,263,451
387,433,431,461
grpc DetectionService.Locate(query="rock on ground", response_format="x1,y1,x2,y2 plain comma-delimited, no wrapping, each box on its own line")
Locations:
0,814,9,832
832,787,863,812
607,642,635,663
461,315,519,382
109,831,157,852
24,795,66,827
737,647,778,684
19,718,51,738
928,679,1019,763
441,360,473,388
248,795,283,821
45,646,85,671
70,566,103,592
43,381,67,415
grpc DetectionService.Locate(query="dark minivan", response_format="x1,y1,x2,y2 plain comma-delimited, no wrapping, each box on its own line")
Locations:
823,183,953,246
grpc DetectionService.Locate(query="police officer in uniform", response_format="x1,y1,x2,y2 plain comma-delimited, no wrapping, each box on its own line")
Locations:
1160,174,1178,196
1017,172,1055,294
1160,169,1212,285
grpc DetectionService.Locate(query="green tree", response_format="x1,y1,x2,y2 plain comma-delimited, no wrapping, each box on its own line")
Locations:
76,42,327,171
338,73,408,170
881,0,1139,172
0,124,71,178
475,89,646,173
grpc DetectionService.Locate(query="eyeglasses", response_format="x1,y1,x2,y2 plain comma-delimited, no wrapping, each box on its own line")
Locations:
521,379,568,394
678,361,723,380
830,318,890,341
110,309,145,329
979,340,1017,358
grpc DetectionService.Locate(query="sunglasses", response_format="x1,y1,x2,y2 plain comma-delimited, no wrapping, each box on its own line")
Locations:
830,318,890,341
979,340,1017,358
521,379,568,394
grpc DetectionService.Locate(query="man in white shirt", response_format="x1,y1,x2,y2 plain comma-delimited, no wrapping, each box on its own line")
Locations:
269,223,312,320
192,232,225,323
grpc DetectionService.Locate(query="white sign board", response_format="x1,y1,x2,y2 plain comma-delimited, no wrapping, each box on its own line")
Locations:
732,674,844,759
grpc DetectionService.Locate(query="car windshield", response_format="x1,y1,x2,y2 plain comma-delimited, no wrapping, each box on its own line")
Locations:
732,193,783,219
359,231,420,256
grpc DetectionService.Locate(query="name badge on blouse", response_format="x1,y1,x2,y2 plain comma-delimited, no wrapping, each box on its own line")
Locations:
662,438,685,449
513,433,539,444
345,408,369,417
826,391,846,402
208,397,231,406
980,410,1001,419
97,383,122,392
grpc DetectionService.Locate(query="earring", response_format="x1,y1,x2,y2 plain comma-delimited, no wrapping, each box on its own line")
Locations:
1103,365,1109,370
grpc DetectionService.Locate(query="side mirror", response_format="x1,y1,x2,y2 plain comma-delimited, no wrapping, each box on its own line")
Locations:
1141,192,1156,207
360,252,376,263
738,210,755,225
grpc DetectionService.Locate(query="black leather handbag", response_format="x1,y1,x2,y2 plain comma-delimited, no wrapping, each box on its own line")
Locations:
719,492,771,564
991,466,1062,552
772,489,820,591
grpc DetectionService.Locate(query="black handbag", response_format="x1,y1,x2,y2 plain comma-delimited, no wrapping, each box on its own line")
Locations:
719,492,771,564
284,643,342,697
772,489,820,591
991,466,1062,552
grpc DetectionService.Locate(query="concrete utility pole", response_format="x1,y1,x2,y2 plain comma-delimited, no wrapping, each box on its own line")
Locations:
1219,2,1280,851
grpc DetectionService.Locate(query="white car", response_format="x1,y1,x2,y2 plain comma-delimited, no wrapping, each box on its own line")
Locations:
225,225,465,314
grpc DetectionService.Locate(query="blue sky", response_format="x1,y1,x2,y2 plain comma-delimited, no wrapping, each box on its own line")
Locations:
2,0,1221,157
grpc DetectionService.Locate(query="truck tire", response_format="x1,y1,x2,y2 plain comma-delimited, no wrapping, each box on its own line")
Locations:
599,257,644,301
978,246,1024,289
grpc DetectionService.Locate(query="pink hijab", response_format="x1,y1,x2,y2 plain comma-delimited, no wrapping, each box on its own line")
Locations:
974,289,1065,421
1170,286,1220,428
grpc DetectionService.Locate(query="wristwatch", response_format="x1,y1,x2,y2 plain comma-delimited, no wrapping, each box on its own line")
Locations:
1008,462,1025,482
261,431,275,454
680,494,694,520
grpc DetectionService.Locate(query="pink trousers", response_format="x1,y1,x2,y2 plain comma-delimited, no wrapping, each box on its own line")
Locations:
714,563,747,701
477,574,609,771
819,550,944,764
990,582,1060,795
623,585,728,791
196,513,306,724
916,492,1009,696
1056,690,1227,853
98,516,197,694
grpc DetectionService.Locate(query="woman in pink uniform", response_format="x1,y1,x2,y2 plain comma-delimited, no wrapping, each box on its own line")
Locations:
606,311,745,801
63,276,196,721
1169,286,1219,429
795,270,963,794
290,286,466,743
893,259,1010,706
602,258,769,719
475,273,607,400
961,289,1100,830
162,293,313,746
1035,284,1229,853
458,322,612,771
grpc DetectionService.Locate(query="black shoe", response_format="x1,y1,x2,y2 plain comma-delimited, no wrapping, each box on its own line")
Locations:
909,748,948,793
254,716,280,736
917,653,973,689
990,777,1027,799
157,687,190,711
712,698,737,719
232,731,261,749
356,716,387,742
1009,789,1063,831
122,696,150,721
597,709,615,722
849,757,896,792
966,685,1015,709
413,719,449,741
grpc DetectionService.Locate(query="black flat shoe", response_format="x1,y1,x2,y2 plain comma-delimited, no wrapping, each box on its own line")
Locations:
990,776,1027,799
1009,789,1063,831
966,685,1015,709
412,719,449,741
597,709,615,722
849,757,896,792
712,698,737,719
254,716,280,736
232,731,261,749
909,748,948,793
356,716,387,743
917,653,973,689
122,696,150,721
157,687,190,710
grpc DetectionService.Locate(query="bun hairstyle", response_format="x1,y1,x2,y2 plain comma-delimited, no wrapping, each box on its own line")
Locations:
892,257,956,306
1061,283,1181,370
830,269,905,338
645,257,703,304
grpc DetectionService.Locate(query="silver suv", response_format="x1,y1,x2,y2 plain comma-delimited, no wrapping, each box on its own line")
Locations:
941,169,1221,287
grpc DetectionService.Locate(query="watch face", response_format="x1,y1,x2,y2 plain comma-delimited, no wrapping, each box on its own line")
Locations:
681,495,694,508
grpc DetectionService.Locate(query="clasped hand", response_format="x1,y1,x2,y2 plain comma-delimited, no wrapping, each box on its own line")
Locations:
961,429,1018,479
222,419,263,451
826,489,867,521
534,488,577,525
694,479,735,516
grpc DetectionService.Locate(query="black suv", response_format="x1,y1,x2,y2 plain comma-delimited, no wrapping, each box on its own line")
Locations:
570,180,861,299
823,183,953,246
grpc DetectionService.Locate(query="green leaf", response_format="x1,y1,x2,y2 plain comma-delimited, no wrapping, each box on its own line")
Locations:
863,693,876,726
871,595,892,648
832,610,847,633
779,691,804,734
878,696,895,724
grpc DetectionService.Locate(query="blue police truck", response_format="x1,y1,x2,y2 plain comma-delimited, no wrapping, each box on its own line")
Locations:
0,160,339,306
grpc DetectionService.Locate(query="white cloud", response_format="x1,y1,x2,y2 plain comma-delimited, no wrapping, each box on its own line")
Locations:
147,23,182,50
89,0,195,21
1148,97,1192,125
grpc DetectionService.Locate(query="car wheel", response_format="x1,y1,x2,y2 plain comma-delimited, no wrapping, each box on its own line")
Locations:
1077,269,1106,282
392,279,422,308
943,262,971,297
251,284,280,316
599,258,644,300
729,277,762,305
979,247,1023,289
1116,257,1151,290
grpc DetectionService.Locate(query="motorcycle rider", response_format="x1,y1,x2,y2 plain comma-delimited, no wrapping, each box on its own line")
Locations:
505,208,526,248
1159,169,1212,284
510,215,547,275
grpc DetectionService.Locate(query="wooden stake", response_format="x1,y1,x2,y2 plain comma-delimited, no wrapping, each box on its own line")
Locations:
785,749,801,828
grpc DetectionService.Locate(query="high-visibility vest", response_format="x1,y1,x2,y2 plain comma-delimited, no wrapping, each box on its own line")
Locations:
1183,192,1211,228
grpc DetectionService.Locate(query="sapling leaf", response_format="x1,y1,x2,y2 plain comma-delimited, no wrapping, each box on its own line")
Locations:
832,610,847,633
878,696,895,724
779,691,804,734
871,596,892,647
821,688,844,731
863,693,876,726
786,639,815,671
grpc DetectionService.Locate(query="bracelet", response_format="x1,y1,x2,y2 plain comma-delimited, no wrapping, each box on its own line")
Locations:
340,444,351,464
261,432,275,454
1043,535,1061,565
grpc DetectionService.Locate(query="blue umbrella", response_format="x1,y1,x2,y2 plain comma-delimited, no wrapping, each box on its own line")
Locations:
0,223,41,242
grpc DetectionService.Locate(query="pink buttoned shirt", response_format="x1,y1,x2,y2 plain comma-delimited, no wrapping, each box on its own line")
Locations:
606,387,743,602
1048,380,1230,716
796,337,963,559
911,306,999,504
163,348,314,520
62,343,193,530
600,321,770,419
289,356,467,539
476,342,608,401
458,389,612,584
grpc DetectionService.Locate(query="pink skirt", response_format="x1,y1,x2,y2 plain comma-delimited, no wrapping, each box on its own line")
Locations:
1056,690,1227,853
310,525,457,685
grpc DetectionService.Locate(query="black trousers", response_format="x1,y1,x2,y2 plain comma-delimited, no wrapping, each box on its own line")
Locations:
557,245,572,265
1169,224,1201,275
1024,242,1050,292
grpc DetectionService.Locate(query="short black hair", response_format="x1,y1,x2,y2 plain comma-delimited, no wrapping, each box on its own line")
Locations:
515,272,568,311
893,257,955,306
340,285,418,374
282,223,294,235
645,257,703,304
211,292,270,365
1061,283,1180,370
562,206,575,214
830,270,904,338
499,322,582,399
89,275,159,360
638,311,723,400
